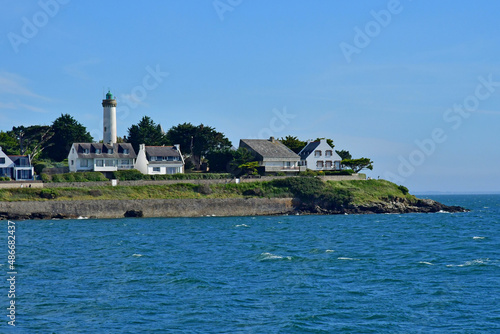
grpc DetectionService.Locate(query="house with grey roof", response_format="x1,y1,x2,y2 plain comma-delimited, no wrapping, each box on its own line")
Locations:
67,142,137,173
135,144,184,175
298,139,342,171
239,137,304,175
0,146,34,180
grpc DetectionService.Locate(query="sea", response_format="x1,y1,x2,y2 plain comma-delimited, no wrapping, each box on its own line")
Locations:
2,194,499,333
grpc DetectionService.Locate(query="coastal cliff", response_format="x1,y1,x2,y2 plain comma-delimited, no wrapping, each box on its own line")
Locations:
0,178,467,220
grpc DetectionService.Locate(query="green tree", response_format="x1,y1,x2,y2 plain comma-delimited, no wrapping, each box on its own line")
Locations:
341,158,373,173
279,136,307,154
229,147,256,176
238,161,259,175
335,149,352,161
205,148,235,173
126,116,167,153
12,125,54,160
0,131,19,155
166,123,231,170
44,114,93,162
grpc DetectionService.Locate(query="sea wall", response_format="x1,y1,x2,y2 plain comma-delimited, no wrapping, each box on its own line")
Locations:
0,198,295,220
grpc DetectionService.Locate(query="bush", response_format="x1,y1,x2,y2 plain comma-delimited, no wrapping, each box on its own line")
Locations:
398,185,409,195
242,187,265,197
197,184,212,195
40,173,51,182
0,176,11,181
88,189,103,197
34,163,47,175
51,174,64,183
276,172,286,176
112,170,145,181
39,189,58,199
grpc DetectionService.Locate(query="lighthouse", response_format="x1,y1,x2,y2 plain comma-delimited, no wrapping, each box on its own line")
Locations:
102,90,117,144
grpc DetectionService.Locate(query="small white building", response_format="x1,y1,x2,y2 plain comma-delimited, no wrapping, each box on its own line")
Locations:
68,143,137,173
298,139,342,171
0,146,34,180
135,144,184,175
239,137,305,175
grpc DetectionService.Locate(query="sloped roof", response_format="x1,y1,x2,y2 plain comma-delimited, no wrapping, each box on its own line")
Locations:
73,143,137,159
239,139,299,160
299,141,321,157
145,146,181,158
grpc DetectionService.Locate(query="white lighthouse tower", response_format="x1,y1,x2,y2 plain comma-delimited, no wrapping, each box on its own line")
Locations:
102,90,117,144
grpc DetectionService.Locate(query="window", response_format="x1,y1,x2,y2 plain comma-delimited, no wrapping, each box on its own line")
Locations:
314,150,322,157
83,148,89,154
108,148,114,154
95,148,102,154
71,160,74,166
105,160,116,167
121,160,130,165
153,167,161,172
123,149,129,154
72,148,75,154
325,150,332,157
17,170,31,180
0,158,5,164
150,156,157,161
80,159,89,167
316,161,324,168
325,161,332,168
167,167,178,174
284,161,291,167
96,160,104,167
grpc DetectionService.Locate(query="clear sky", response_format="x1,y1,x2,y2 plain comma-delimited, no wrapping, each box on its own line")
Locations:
1,0,499,193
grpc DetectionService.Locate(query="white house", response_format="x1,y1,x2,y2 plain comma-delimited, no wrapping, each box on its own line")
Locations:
298,139,342,171
0,146,35,180
135,144,184,175
239,137,305,175
68,143,137,173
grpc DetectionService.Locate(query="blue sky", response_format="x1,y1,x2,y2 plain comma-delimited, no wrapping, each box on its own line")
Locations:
1,0,499,193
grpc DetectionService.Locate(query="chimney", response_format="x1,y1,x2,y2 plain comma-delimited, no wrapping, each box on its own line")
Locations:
139,144,145,151
174,144,180,151
269,136,275,142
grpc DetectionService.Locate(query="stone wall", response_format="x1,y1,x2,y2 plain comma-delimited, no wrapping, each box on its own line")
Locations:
0,181,44,189
0,198,295,220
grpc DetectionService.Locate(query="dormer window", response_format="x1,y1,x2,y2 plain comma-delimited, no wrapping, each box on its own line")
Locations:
83,148,89,154
108,148,114,154
123,149,129,154
151,156,157,161
95,148,102,154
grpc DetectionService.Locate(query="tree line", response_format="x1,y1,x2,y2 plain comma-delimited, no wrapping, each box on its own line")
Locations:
0,114,373,173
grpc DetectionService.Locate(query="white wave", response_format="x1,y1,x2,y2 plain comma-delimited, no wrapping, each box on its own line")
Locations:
77,216,88,220
473,236,485,240
446,258,489,267
260,252,291,261
325,249,335,253
437,210,450,213
235,224,249,227
419,261,434,265
337,257,359,261
132,254,143,257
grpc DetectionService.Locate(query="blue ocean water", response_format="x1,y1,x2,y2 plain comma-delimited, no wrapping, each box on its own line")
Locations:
2,195,499,333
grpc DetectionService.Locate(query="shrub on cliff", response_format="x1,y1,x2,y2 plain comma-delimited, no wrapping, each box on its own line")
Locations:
39,189,58,199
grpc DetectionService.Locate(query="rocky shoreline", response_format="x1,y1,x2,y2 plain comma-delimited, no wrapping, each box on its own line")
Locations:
0,197,468,220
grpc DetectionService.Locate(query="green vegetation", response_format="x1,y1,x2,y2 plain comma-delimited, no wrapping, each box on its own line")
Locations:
0,178,415,210
40,172,109,183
